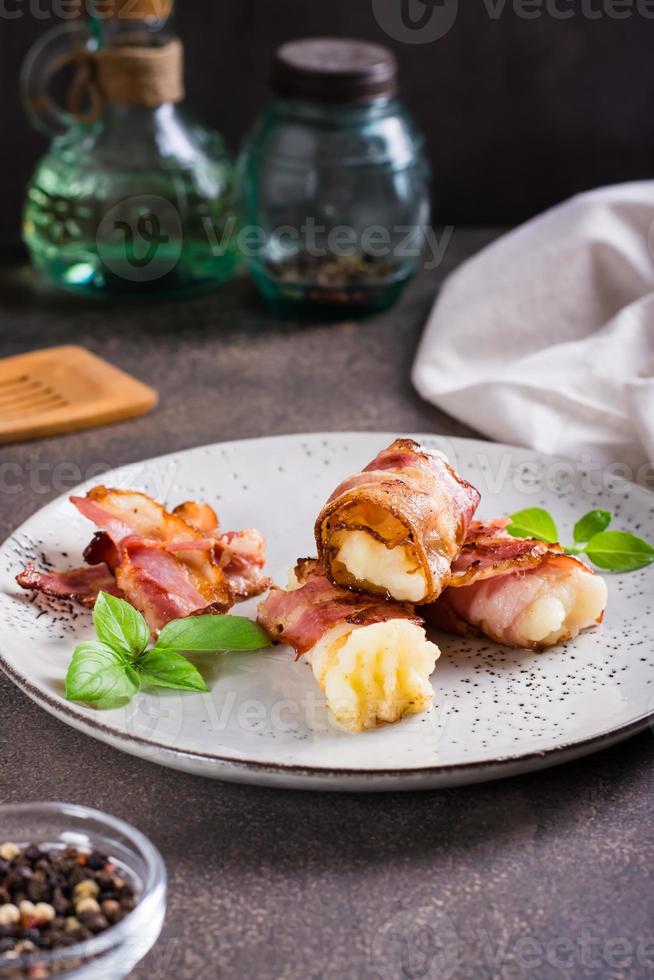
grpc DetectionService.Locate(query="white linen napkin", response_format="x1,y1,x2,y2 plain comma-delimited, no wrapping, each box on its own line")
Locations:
412,182,654,479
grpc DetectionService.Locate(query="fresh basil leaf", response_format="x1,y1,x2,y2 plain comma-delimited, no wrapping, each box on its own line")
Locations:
66,641,140,704
506,508,559,544
137,649,208,693
573,510,612,544
155,615,273,653
93,592,149,660
584,531,654,572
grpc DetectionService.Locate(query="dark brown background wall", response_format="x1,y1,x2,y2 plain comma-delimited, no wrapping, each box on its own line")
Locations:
1,0,653,248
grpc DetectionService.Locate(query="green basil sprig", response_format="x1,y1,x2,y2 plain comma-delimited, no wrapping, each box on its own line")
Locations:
66,592,272,707
504,507,559,545
507,508,654,573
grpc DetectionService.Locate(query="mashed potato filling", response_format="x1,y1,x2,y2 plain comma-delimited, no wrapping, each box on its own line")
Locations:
334,530,427,602
513,568,608,647
306,619,440,732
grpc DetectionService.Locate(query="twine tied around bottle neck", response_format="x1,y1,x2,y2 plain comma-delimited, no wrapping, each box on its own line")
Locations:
65,38,184,121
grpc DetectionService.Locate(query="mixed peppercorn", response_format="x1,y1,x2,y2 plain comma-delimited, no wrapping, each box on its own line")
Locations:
0,840,137,969
268,253,396,307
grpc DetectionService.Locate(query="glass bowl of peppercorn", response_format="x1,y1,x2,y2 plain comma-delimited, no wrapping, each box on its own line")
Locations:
0,802,166,979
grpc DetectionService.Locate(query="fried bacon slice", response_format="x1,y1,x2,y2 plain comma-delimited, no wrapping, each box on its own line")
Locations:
421,520,608,650
315,439,480,605
447,519,556,585
257,559,440,733
73,489,270,601
212,529,269,601
114,538,219,633
16,563,123,607
172,501,219,533
83,532,120,572
17,487,268,635
72,487,211,546
71,487,231,610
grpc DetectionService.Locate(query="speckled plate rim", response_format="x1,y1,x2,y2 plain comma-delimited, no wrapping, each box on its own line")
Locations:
1,431,653,793
1,654,652,791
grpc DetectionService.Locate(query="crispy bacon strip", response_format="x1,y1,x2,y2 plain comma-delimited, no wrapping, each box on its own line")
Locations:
77,488,267,602
315,438,480,603
212,529,271,601
18,487,268,634
72,487,206,545
70,495,134,543
16,563,123,607
172,501,219,533
448,519,555,587
421,521,607,649
257,558,421,658
83,532,120,572
114,538,226,633
72,487,232,608
164,528,270,599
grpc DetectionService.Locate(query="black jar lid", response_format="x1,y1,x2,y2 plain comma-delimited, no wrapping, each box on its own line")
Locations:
271,37,398,103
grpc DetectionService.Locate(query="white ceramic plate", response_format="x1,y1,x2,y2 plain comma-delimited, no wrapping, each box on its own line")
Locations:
1,432,653,791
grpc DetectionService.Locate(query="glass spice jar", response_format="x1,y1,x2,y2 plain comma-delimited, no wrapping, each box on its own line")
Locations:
237,37,431,316
0,802,166,980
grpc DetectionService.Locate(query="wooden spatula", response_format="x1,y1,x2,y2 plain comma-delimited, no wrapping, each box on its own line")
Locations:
0,346,158,444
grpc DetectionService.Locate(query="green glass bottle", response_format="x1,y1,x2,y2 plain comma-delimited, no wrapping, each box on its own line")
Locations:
21,1,239,297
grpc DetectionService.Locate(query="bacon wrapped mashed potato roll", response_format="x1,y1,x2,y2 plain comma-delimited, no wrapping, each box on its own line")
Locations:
315,439,480,605
257,559,441,733
422,520,608,649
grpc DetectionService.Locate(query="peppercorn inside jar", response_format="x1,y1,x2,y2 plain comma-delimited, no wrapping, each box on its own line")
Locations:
237,37,431,316
0,840,137,964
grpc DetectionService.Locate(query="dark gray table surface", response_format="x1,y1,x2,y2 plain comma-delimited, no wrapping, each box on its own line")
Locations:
1,230,653,980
